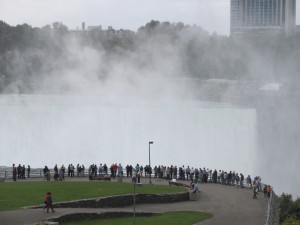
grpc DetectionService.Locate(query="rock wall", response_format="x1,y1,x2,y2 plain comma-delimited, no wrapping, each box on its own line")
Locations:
53,192,189,208
52,212,155,223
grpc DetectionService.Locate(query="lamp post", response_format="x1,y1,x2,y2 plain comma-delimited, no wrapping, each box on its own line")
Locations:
133,181,136,225
133,181,143,225
149,141,153,184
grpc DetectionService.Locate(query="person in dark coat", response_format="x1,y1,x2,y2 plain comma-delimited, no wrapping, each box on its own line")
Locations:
45,192,55,213
12,164,17,181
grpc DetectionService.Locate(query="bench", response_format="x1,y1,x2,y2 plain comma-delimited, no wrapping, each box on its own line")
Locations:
90,176,111,182
189,191,199,201
44,222,59,225
169,181,190,188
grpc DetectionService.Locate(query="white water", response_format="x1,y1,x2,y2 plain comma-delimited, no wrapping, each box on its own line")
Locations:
0,94,257,176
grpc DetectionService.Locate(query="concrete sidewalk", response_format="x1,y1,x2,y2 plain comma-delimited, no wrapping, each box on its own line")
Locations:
0,178,268,225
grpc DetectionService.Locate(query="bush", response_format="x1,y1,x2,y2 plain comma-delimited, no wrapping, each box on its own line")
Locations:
280,193,294,223
283,217,300,225
280,194,300,224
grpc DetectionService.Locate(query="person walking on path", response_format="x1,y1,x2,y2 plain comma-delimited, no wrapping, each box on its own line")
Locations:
43,193,48,211
253,185,258,199
45,192,55,213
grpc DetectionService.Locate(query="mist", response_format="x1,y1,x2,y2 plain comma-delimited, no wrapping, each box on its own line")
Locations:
0,21,299,198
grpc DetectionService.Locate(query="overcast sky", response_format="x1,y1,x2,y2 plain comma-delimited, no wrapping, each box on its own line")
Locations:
0,0,299,36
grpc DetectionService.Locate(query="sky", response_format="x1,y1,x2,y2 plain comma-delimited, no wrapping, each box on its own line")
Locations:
1,0,299,36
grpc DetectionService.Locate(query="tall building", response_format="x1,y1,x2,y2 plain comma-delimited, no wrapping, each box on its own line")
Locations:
230,0,296,35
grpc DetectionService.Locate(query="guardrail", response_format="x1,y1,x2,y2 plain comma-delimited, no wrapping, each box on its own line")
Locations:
265,190,276,225
0,168,88,180
0,168,250,187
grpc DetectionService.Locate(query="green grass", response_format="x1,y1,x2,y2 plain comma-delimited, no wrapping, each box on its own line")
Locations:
0,181,186,211
61,211,213,225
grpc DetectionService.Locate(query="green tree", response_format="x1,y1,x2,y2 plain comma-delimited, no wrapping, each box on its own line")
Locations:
283,218,300,225
280,193,294,223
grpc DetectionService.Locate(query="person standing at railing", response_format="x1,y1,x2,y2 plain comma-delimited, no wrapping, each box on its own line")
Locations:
240,173,244,188
263,185,268,198
246,175,252,189
21,165,25,179
117,163,123,177
137,170,141,183
99,164,103,176
253,185,258,199
126,164,130,177
70,164,75,177
12,164,17,181
76,164,80,177
186,166,190,180
54,164,58,175
235,173,240,188
217,170,221,183
132,168,137,183
82,165,85,177
67,164,71,177
267,185,272,199
110,164,115,178
61,165,65,180
212,169,217,183
113,163,117,177
58,168,64,181
103,164,108,175
173,166,177,179
17,164,22,179
27,165,30,178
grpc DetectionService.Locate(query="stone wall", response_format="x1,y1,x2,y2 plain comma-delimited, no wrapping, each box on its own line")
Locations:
52,192,189,208
51,212,155,223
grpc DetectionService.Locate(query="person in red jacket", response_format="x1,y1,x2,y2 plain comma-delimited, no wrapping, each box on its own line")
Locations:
45,192,55,213
267,185,272,199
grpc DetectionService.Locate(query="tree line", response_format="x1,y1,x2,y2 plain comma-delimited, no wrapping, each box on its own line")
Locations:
0,20,300,93
279,193,300,225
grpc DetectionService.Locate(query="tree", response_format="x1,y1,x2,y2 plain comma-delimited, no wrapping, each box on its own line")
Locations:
52,22,68,34
283,218,300,225
280,193,294,223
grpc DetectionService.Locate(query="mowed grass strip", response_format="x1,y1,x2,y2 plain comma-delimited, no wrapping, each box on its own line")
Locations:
61,211,213,225
0,181,186,211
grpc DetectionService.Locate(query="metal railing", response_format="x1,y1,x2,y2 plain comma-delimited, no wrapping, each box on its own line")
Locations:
265,190,276,225
0,168,249,184
0,168,48,180
0,168,89,180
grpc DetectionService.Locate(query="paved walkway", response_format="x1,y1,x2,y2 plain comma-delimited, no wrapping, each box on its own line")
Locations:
0,178,268,225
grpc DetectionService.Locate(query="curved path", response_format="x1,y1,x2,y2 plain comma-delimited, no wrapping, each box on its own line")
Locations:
0,178,267,225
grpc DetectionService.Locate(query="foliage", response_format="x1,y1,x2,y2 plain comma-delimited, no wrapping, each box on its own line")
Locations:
279,193,300,224
61,211,213,225
280,193,294,223
0,181,186,211
283,217,300,225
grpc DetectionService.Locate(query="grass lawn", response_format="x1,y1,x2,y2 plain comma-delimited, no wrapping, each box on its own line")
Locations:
0,181,186,211
61,211,213,225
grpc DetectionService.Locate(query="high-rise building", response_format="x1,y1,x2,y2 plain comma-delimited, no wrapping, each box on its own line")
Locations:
230,0,296,35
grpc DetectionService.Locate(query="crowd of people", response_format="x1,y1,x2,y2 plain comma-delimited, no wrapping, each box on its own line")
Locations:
10,162,273,199
12,164,31,181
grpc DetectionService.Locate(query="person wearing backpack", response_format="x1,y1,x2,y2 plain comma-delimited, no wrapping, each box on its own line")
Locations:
45,192,55,213
43,193,48,211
